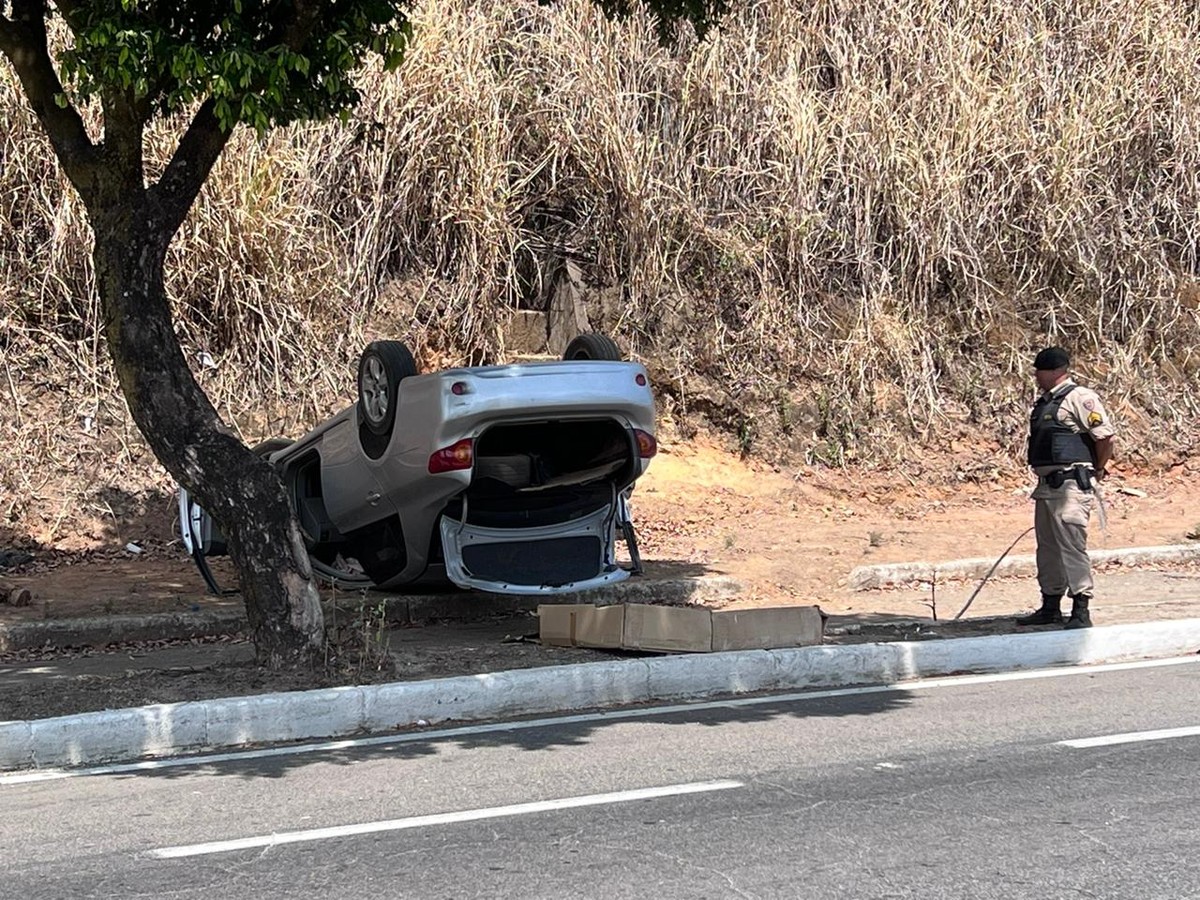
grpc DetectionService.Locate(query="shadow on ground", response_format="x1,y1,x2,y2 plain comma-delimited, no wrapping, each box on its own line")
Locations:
0,487,176,557
113,683,917,783
824,610,1043,643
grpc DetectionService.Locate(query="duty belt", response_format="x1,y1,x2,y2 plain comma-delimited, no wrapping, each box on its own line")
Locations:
1040,467,1095,491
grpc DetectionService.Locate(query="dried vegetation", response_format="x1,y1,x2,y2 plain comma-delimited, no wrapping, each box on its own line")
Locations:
2,0,1199,551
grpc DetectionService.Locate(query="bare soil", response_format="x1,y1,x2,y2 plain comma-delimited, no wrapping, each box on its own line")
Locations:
2,437,1199,722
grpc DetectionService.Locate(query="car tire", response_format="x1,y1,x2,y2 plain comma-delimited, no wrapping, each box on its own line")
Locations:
562,332,623,361
358,340,419,437
311,557,376,592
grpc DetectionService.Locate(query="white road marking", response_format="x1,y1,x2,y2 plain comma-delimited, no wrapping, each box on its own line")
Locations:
145,779,744,859
4,654,1198,785
1058,725,1200,749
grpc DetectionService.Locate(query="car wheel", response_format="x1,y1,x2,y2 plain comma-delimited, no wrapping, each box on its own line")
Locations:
310,557,376,591
357,340,419,437
562,332,623,361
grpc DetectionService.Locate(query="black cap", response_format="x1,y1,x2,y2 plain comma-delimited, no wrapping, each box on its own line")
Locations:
1033,346,1070,371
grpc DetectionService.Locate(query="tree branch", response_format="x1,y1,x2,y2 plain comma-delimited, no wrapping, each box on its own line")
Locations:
0,1,100,202
149,0,325,237
281,0,324,50
148,98,234,238
43,0,86,34
100,87,146,191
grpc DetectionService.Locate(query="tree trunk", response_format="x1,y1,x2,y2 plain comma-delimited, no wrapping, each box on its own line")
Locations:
92,208,324,668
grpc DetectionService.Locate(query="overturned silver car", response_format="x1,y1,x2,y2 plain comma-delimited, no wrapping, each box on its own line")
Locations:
179,333,657,595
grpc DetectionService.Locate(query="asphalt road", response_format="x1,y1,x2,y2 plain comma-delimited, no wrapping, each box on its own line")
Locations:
2,658,1197,899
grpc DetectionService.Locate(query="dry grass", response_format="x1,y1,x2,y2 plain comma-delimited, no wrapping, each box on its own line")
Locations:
3,0,1200,550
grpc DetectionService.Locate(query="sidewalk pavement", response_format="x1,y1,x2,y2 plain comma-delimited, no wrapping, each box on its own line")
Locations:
2,546,1199,772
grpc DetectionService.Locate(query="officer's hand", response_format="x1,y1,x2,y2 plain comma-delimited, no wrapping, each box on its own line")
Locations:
1095,467,1107,482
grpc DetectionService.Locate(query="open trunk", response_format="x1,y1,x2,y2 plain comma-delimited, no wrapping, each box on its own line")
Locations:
462,419,637,525
438,418,638,592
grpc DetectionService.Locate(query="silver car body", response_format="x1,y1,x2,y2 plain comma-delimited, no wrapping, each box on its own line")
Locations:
180,359,656,595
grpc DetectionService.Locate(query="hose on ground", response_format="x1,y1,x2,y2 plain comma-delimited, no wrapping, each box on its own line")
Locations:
952,526,1035,621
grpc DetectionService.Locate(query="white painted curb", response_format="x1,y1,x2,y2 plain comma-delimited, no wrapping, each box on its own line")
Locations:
848,544,1200,590
3,618,1199,771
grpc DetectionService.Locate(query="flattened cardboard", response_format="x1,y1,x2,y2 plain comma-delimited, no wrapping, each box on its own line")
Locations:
710,606,825,652
622,603,713,653
538,603,625,648
539,603,825,653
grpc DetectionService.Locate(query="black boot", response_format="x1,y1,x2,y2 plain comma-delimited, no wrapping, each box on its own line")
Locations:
1065,594,1093,629
1015,594,1064,626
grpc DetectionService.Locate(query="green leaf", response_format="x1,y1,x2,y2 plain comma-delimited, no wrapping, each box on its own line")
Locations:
31,0,493,131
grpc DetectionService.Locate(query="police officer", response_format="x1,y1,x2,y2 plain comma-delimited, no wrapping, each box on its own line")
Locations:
1016,346,1115,629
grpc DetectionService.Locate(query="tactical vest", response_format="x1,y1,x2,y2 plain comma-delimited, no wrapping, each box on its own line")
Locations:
1027,385,1095,467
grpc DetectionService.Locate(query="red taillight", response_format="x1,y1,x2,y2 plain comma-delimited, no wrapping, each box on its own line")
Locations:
451,381,469,395
635,373,647,386
428,438,474,473
634,429,657,459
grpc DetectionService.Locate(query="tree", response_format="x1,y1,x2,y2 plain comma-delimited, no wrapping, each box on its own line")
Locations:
0,0,720,668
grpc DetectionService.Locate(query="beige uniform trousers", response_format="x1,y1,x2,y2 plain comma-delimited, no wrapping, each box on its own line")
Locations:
1033,480,1095,597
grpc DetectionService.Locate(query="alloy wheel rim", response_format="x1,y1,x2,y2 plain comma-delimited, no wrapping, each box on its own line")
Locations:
361,356,389,423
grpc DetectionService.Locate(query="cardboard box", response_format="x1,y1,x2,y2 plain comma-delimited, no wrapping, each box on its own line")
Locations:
623,603,714,652
539,603,825,653
537,602,626,649
710,607,826,652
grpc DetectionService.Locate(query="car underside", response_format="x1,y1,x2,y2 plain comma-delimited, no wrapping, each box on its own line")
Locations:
179,334,657,596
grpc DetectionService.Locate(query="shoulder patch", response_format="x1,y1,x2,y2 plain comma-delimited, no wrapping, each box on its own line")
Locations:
1083,399,1095,411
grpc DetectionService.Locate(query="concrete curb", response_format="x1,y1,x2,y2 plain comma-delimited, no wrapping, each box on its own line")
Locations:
4,617,1198,772
0,576,744,652
0,610,250,652
848,544,1200,591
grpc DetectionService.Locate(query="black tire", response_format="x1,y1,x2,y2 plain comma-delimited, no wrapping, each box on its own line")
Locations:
357,340,419,437
310,557,376,592
563,332,623,361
